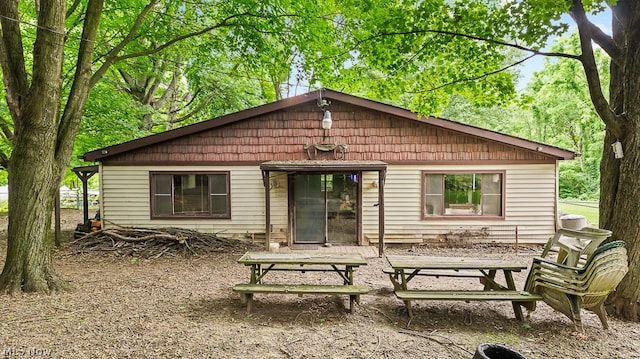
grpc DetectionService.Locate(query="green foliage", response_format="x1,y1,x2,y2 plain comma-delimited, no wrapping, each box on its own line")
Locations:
524,32,608,199
559,162,600,200
75,82,149,160
2,0,353,170
442,96,533,134
314,0,580,115
440,31,607,200
72,0,346,157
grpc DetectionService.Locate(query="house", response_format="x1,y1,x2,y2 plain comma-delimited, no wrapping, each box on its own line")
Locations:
83,88,575,253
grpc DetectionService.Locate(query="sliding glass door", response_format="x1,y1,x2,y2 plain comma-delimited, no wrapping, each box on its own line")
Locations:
293,173,358,245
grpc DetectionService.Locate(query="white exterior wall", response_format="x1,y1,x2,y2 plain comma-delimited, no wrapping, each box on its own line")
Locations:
100,163,558,244
362,163,559,244
100,165,288,239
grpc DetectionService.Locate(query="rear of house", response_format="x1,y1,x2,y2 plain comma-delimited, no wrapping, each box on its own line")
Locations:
83,89,575,250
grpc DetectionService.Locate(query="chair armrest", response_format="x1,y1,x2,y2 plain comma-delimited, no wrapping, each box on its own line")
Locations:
532,256,582,271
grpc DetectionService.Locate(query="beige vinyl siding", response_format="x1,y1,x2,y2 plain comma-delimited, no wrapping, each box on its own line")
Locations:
100,165,286,238
101,163,558,245
362,164,558,244
502,166,557,240
361,171,383,230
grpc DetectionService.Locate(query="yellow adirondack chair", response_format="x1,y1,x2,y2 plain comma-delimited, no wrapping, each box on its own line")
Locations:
523,240,628,331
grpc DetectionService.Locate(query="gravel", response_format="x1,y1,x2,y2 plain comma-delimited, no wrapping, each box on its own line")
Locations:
1,210,639,359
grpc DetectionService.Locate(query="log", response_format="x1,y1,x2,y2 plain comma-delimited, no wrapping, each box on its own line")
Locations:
102,229,179,243
71,226,260,258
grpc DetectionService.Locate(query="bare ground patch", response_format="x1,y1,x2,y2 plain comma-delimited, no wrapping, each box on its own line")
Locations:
1,209,640,358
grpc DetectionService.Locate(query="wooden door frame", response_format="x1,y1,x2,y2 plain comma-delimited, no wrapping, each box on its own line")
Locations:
287,172,361,246
260,160,387,256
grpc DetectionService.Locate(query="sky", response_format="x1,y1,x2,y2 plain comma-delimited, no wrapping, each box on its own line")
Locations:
515,9,612,91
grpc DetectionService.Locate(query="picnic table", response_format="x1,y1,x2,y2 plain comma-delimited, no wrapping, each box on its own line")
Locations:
232,252,368,313
385,255,541,320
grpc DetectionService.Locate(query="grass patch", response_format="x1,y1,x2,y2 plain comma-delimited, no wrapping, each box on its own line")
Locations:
559,201,599,226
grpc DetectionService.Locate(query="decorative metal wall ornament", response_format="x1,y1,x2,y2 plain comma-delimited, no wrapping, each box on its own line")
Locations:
303,143,348,160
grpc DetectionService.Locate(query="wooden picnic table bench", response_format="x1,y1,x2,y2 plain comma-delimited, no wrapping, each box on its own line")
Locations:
232,252,368,313
385,255,542,320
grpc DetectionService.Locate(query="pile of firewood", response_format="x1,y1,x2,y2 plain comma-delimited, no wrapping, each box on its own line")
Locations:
72,227,260,258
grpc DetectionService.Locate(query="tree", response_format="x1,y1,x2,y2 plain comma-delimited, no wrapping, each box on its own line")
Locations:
441,96,533,138
109,29,290,134
318,1,639,321
524,33,609,200
0,0,339,293
76,0,335,162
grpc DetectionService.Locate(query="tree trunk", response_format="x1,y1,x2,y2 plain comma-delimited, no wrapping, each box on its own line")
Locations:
0,124,67,293
602,129,640,321
602,0,640,321
0,0,68,293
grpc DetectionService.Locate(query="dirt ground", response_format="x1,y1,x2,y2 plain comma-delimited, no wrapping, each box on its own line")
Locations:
1,209,639,359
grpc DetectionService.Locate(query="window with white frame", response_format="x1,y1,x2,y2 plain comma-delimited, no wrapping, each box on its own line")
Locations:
423,171,503,218
151,172,230,218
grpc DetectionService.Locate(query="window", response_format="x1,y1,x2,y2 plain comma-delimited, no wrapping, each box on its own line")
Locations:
423,171,503,218
151,172,230,218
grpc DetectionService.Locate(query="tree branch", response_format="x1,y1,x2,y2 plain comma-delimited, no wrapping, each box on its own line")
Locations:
174,88,203,114
153,56,181,109
0,1,30,121
363,29,581,61
111,12,251,63
117,68,138,96
145,77,163,106
570,0,624,138
172,93,215,125
423,54,536,93
91,9,297,90
89,0,161,87
586,21,621,62
0,114,11,169
66,0,82,19
0,150,9,169
142,58,167,106
56,0,104,167
0,114,14,143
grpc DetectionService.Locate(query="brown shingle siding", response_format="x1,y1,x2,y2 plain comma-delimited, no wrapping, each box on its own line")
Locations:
99,98,563,164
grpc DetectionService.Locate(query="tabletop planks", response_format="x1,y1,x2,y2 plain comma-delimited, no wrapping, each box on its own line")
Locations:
385,255,526,271
238,252,367,266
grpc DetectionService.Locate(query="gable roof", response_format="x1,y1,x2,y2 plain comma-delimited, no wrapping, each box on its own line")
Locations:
83,88,576,162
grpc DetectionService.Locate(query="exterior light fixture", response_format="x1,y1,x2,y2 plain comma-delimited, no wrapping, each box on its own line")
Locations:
317,88,332,134
322,110,332,130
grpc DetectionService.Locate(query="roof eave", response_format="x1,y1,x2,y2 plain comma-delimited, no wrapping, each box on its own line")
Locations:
83,90,326,162
320,90,576,160
83,88,576,162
